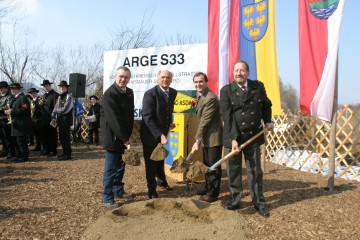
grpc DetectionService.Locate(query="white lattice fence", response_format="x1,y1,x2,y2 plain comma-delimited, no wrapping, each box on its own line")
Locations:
266,104,360,182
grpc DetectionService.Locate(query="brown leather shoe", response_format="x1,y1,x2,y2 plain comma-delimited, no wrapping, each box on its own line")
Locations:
200,194,217,203
196,189,207,196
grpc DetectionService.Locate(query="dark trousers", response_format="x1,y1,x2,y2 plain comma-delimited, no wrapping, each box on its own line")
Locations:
0,120,14,155
13,136,29,160
58,125,71,157
88,128,99,143
43,125,58,154
225,146,266,207
203,145,222,198
33,122,43,150
143,144,168,196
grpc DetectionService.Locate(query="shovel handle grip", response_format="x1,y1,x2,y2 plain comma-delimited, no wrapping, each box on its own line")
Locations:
208,129,267,171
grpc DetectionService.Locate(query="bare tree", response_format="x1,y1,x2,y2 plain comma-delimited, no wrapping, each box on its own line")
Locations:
0,20,42,83
0,0,13,20
108,9,156,50
279,78,299,111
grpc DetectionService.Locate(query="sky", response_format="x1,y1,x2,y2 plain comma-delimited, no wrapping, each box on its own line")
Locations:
7,0,360,104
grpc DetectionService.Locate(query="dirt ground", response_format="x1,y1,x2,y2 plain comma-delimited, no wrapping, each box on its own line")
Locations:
0,144,359,240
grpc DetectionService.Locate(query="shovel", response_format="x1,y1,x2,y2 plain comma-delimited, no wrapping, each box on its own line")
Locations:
170,149,196,173
187,129,267,179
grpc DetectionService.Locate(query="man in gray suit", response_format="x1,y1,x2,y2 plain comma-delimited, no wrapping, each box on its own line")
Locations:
191,72,223,203
220,60,273,217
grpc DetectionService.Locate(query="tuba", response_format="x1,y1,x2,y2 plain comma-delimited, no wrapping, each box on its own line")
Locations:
5,103,12,124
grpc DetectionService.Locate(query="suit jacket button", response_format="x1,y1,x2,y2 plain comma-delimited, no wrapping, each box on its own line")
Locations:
241,132,244,134
251,112,254,114
250,131,253,134
251,122,254,125
242,122,245,125
242,112,245,115
250,101,253,104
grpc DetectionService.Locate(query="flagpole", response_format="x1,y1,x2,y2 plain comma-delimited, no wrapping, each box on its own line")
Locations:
327,56,338,191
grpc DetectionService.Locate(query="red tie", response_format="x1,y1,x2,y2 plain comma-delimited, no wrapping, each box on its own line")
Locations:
241,85,247,93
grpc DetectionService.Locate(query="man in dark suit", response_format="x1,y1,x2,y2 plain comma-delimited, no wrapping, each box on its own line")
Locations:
28,88,44,152
5,83,33,163
0,81,15,159
140,70,177,199
87,95,101,145
101,66,134,208
191,72,223,203
220,60,273,217
41,80,59,157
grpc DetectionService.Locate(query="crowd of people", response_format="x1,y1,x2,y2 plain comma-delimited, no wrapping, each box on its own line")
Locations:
0,79,101,162
101,60,274,218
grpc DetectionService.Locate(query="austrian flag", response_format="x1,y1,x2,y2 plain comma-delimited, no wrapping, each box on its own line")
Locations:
299,0,346,122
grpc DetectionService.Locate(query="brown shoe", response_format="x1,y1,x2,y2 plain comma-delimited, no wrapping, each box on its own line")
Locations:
200,194,217,203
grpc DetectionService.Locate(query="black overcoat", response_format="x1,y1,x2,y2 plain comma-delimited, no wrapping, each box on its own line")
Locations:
10,92,33,136
100,83,134,153
88,102,101,129
42,89,59,125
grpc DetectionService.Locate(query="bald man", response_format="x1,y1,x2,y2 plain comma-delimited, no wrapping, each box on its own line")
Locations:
140,70,177,199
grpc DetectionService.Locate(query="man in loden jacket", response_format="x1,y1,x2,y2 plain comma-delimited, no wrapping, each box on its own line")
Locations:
220,60,273,217
191,72,223,203
100,66,134,208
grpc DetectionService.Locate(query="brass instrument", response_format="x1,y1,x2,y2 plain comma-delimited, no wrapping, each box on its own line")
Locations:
5,103,12,124
31,100,35,118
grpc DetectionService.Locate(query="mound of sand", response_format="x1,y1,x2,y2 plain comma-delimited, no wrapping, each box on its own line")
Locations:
82,198,250,240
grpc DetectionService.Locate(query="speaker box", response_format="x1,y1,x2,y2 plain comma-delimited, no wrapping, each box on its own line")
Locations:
69,73,86,98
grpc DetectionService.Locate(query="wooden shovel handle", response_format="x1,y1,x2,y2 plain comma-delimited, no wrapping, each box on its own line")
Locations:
208,129,267,171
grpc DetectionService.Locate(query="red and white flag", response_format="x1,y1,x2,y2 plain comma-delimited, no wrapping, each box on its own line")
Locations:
299,0,346,122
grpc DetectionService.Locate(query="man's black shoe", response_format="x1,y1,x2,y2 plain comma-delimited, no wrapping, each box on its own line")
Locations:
200,194,217,203
148,192,159,199
48,152,56,157
57,154,66,158
32,147,41,151
6,155,15,159
0,152,8,158
5,157,27,163
5,157,19,163
258,203,270,217
58,156,71,161
224,204,240,211
196,189,207,196
160,184,173,191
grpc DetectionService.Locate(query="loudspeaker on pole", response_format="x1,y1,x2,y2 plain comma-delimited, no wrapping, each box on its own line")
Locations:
69,73,86,98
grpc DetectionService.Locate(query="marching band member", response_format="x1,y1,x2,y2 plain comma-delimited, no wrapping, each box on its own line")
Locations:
0,81,15,159
41,80,59,157
51,80,73,160
5,83,33,163
28,88,44,152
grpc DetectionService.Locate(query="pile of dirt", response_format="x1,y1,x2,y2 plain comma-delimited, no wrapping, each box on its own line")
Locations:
186,161,209,179
82,198,250,240
122,149,141,166
150,143,169,161
170,156,188,173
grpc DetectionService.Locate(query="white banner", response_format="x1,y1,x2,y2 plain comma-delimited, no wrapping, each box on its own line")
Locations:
103,43,207,119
